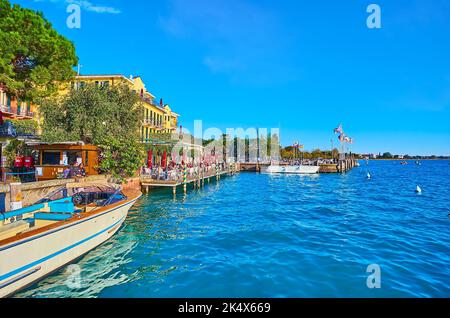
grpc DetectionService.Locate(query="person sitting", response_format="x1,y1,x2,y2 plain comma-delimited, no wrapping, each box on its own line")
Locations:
78,163,86,177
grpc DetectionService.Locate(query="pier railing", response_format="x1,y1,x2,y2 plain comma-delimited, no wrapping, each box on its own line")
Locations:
140,163,231,182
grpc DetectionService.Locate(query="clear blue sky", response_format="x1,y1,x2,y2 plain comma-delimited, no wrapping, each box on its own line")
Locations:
15,0,450,155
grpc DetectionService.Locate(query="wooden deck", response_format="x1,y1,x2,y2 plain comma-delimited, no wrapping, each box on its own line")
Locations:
140,169,237,193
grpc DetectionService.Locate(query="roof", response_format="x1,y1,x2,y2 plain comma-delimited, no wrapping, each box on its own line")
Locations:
25,141,86,146
76,74,135,85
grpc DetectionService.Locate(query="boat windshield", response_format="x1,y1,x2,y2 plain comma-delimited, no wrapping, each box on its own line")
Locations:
34,183,127,208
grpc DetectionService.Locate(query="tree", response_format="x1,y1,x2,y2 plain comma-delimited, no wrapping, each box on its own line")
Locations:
40,84,145,180
0,0,78,101
382,152,393,159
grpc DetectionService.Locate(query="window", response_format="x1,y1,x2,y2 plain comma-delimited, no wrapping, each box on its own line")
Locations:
67,151,82,165
42,151,60,165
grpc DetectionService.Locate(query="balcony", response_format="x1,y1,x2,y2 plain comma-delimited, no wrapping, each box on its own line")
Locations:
141,97,164,109
0,104,35,119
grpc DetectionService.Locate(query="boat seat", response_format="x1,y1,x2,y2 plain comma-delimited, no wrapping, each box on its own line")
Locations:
48,200,75,213
0,220,31,241
0,204,45,222
34,213,73,221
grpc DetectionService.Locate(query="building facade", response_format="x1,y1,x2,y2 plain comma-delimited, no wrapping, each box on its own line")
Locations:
0,84,36,121
71,75,179,142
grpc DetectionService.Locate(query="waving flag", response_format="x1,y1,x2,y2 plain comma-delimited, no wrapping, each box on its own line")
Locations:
334,124,343,135
343,136,354,144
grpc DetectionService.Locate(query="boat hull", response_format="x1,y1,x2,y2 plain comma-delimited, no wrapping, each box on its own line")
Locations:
0,195,140,298
261,165,320,174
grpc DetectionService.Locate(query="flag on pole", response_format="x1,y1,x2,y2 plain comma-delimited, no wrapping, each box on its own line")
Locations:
334,124,343,135
343,136,354,144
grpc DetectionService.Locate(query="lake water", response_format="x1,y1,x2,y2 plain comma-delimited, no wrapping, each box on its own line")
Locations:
16,160,450,298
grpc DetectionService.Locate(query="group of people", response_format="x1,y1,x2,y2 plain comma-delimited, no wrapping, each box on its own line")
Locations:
63,162,87,179
141,161,228,181
279,158,337,165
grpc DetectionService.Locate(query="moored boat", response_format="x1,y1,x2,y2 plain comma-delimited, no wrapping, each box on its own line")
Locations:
0,183,141,298
261,165,320,174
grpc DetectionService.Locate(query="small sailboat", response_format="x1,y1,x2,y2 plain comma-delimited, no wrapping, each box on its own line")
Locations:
367,173,371,179
0,183,141,298
400,161,408,165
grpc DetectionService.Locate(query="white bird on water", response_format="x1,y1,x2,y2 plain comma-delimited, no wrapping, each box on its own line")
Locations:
415,185,422,194
367,173,371,179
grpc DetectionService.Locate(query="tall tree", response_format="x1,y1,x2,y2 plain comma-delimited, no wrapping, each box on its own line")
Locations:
40,84,145,180
0,0,78,101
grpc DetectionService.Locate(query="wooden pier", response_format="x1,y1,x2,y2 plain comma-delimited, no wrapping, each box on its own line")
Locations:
319,159,358,173
140,166,238,195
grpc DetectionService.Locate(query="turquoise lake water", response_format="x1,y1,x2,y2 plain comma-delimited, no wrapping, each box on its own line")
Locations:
16,160,450,298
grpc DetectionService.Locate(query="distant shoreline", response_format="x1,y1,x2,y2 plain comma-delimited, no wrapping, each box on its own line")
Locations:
363,158,450,161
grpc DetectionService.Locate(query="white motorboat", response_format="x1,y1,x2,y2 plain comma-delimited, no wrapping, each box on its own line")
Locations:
0,183,141,298
261,165,320,174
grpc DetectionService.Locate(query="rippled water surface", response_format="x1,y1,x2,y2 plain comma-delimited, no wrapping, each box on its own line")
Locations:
16,160,450,297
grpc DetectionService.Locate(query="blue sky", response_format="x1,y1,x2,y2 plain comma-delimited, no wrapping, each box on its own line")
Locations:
15,0,450,155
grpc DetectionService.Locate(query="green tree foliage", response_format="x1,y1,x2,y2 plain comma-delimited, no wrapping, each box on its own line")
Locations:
5,118,38,136
40,84,144,180
0,0,78,101
280,147,340,160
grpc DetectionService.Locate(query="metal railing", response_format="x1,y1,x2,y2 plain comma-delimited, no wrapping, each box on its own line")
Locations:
1,169,37,183
0,104,34,117
142,119,165,129
140,163,230,182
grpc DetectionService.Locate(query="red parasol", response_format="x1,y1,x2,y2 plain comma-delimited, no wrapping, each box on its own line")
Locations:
147,150,153,169
162,151,167,169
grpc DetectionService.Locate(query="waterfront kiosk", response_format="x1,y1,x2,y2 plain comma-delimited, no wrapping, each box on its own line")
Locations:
26,141,99,181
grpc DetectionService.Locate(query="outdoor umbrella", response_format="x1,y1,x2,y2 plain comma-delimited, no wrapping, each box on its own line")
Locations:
162,151,167,169
147,150,153,169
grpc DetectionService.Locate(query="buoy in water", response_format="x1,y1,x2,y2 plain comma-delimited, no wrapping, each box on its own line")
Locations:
367,173,371,179
415,185,422,194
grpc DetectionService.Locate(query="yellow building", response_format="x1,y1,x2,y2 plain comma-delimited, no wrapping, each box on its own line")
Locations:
71,74,180,142
0,84,37,121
